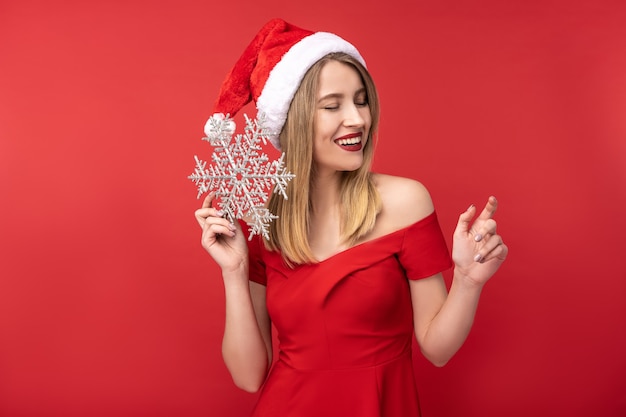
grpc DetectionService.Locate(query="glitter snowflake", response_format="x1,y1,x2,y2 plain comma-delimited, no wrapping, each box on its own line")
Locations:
188,113,295,240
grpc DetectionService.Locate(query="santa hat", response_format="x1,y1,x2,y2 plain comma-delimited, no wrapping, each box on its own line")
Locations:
206,18,366,150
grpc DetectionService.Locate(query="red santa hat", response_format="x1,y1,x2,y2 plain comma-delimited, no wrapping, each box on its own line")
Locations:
206,18,366,150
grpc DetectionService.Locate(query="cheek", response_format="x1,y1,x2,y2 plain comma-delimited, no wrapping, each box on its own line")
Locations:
312,117,325,145
363,109,373,128
311,135,325,161
313,112,332,134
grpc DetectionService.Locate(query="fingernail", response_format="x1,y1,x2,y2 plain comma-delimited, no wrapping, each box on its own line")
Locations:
474,233,482,242
474,253,482,262
228,223,236,231
216,210,224,217
467,204,474,211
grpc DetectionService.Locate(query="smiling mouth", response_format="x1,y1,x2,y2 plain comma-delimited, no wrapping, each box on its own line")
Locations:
335,136,362,146
334,134,363,152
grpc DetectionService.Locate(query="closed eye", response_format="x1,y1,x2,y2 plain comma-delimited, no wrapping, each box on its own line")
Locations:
354,90,368,107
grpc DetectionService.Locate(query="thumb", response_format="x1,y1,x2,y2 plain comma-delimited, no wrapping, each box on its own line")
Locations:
455,204,476,236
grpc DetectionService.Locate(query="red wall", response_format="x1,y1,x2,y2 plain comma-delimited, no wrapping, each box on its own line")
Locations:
1,1,624,416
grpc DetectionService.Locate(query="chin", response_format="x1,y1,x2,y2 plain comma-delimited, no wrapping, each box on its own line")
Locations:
340,162,364,172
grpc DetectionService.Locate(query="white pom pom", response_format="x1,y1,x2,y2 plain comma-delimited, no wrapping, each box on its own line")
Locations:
204,113,236,139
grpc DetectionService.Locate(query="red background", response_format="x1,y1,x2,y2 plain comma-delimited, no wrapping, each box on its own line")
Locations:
1,1,625,416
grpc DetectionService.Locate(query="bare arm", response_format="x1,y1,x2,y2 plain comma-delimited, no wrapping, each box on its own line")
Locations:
411,197,508,366
221,268,272,392
375,176,507,366
410,272,482,366
195,193,272,392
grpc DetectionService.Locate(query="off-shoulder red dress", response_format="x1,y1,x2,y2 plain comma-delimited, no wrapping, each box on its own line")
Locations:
245,212,452,417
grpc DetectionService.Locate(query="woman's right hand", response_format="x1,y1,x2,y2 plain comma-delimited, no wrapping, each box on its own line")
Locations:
194,192,248,273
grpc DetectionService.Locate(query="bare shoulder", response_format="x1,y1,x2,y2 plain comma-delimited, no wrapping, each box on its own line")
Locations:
372,173,435,231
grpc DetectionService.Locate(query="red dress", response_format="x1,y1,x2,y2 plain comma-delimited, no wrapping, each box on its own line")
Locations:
246,212,452,417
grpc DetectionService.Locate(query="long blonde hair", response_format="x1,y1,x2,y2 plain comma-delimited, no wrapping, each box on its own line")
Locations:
265,52,381,265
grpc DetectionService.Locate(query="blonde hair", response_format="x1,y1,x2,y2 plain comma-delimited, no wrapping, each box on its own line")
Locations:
266,52,381,265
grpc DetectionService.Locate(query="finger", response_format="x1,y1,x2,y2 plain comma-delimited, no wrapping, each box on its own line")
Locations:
205,223,237,239
194,207,225,227
473,218,497,242
455,204,477,236
202,214,235,230
201,191,216,209
473,235,505,263
202,217,237,238
479,242,508,263
477,196,498,221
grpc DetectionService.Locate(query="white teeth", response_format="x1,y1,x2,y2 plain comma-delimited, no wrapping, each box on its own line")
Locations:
336,136,361,145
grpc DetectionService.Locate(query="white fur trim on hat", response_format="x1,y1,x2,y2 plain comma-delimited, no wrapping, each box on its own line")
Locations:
204,113,236,140
256,32,366,150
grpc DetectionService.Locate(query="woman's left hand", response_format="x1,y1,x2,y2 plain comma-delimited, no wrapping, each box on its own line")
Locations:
452,196,508,286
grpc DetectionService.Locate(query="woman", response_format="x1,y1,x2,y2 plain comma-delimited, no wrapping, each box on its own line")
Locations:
194,18,507,417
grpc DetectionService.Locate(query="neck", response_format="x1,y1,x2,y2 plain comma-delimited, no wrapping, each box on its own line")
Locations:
310,171,342,215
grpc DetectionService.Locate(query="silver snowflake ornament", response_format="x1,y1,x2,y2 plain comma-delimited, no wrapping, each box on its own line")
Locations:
188,113,295,240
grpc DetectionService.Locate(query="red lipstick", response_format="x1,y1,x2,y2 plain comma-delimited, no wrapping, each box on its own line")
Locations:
334,132,363,152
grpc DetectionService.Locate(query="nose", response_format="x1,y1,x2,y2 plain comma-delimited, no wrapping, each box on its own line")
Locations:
343,103,366,128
